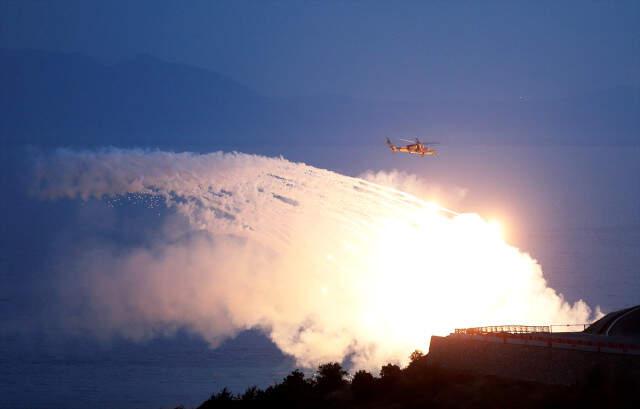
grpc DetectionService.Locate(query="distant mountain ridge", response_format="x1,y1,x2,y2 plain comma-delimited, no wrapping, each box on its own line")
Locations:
1,49,261,146
1,49,638,148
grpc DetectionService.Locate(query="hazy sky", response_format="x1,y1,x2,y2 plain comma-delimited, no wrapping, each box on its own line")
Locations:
2,0,639,101
1,6,639,407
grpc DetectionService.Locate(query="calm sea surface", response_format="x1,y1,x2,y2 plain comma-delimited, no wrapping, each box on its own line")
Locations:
0,329,295,409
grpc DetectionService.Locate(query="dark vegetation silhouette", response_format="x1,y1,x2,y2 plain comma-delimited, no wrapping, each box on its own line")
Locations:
195,349,640,409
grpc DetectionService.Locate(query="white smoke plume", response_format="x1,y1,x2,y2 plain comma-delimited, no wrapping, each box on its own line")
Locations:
359,169,467,206
33,149,596,370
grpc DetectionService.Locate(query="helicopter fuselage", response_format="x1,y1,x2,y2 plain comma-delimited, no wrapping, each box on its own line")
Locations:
387,139,437,156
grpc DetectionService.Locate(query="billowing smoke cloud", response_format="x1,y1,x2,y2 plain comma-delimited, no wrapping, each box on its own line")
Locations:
359,169,467,207
33,149,596,370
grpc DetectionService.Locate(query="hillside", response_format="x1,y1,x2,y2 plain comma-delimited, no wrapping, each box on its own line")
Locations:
195,354,639,409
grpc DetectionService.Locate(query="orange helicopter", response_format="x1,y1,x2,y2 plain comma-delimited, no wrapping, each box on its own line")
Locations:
386,137,438,156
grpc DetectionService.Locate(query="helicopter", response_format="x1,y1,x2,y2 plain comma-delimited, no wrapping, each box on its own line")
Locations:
386,137,438,156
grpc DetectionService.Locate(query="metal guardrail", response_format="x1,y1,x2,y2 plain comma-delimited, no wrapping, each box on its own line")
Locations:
454,324,591,335
549,323,590,332
450,329,640,355
455,325,551,335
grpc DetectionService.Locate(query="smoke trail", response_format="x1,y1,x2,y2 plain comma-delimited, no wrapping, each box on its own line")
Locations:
33,148,596,369
359,169,467,208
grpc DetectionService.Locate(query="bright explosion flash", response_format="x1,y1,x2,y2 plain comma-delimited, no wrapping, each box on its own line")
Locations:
33,149,596,370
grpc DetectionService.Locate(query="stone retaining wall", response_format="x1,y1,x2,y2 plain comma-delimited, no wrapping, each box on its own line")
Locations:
428,334,640,386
